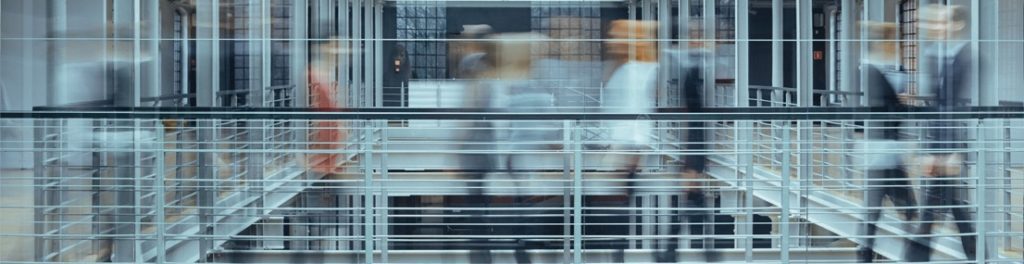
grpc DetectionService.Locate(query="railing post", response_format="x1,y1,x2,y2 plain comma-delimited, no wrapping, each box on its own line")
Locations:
572,120,583,264
196,119,215,262
155,121,167,263
362,119,375,263
975,120,987,262
378,120,389,263
562,120,572,264
780,122,792,262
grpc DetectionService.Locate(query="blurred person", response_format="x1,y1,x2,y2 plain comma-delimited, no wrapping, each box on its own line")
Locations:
494,32,556,264
855,21,918,263
456,24,494,79
604,19,659,194
306,38,349,174
904,4,977,262
453,28,499,263
603,20,659,263
654,33,721,263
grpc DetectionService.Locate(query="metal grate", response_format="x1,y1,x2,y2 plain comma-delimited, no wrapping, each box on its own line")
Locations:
899,0,920,97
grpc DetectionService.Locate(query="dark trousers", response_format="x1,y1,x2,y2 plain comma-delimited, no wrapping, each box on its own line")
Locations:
463,127,496,263
860,168,917,262
656,190,718,263
904,179,977,262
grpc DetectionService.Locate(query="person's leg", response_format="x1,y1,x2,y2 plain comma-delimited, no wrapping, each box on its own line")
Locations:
860,172,884,262
905,181,946,262
465,152,494,263
613,153,641,263
885,169,918,221
950,187,977,260
508,154,536,264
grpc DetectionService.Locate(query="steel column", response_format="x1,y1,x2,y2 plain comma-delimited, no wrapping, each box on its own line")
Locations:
839,0,857,105
702,0,716,105
734,0,753,261
572,121,583,264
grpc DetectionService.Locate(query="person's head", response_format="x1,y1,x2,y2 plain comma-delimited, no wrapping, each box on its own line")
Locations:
486,33,547,79
461,24,494,53
606,20,658,62
920,4,967,40
862,21,899,60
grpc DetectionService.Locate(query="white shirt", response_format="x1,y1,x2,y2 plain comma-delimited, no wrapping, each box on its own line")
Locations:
603,61,659,145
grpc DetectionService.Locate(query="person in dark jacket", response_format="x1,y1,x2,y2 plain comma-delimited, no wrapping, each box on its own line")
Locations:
904,4,978,262
855,22,918,263
652,46,720,263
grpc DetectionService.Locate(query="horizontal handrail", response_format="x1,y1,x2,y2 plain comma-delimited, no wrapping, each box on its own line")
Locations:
5,106,1023,120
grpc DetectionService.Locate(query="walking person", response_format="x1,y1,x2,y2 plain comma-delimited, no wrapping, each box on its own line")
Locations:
655,42,720,263
904,4,978,262
855,22,918,263
602,20,660,262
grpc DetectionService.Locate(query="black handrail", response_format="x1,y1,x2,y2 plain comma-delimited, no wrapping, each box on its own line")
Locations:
4,106,1023,120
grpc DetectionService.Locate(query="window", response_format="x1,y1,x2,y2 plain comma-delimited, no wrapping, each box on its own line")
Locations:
172,10,188,106
271,0,293,87
899,0,919,96
396,3,447,79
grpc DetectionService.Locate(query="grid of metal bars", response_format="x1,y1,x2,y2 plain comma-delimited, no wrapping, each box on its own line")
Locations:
15,112,1024,263
396,4,447,80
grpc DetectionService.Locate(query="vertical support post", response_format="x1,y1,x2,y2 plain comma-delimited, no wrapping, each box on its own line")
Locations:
362,0,374,107
572,121,583,264
375,1,384,108
196,0,220,108
339,0,350,107
795,0,813,248
975,121,988,262
361,120,374,263
378,120,389,263
194,1,219,260
860,0,884,106
780,122,792,262
657,0,670,108
292,0,309,107
253,0,271,218
974,0,1000,259
839,0,857,105
117,1,145,262
702,0,716,105
154,123,167,263
46,0,65,107
734,0,753,261
562,120,572,264
678,0,689,50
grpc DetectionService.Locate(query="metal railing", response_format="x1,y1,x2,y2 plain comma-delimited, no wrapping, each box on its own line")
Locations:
1,107,1022,263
